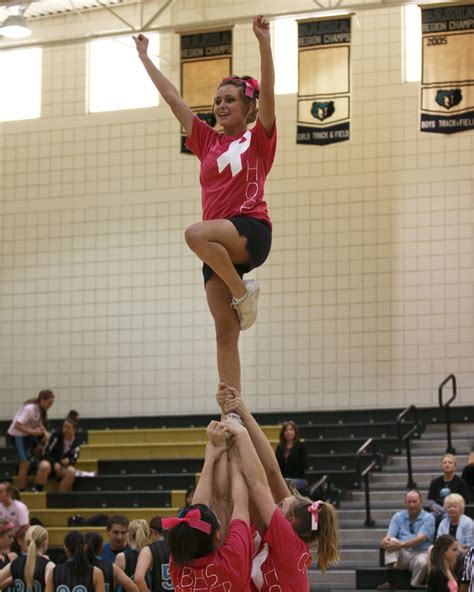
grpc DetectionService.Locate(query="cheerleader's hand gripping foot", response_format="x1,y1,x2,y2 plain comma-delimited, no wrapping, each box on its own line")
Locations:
231,279,260,330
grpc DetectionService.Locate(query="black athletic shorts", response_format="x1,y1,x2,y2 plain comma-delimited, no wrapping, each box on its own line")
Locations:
202,216,272,285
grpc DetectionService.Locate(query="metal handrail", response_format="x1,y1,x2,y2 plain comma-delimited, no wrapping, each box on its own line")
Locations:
438,374,457,454
312,474,330,491
356,437,379,527
396,405,423,489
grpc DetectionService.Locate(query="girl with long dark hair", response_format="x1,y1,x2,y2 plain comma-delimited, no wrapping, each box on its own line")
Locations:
46,531,104,592
84,531,137,592
34,411,81,493
428,535,460,592
275,420,308,493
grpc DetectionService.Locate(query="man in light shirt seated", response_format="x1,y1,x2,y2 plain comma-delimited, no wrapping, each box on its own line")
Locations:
377,490,435,590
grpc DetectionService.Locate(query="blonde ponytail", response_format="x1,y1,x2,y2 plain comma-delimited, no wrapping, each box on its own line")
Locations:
24,526,48,590
287,498,340,572
316,502,340,572
128,519,150,552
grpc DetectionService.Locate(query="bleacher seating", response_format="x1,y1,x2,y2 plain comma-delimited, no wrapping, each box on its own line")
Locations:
1,405,473,591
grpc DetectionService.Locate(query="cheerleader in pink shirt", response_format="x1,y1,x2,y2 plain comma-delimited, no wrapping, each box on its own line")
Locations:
162,421,253,591
134,16,276,394
218,385,340,592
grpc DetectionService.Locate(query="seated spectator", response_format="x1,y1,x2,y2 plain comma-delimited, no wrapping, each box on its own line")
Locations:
275,420,308,493
427,455,470,521
0,483,29,530
34,411,81,493
378,490,435,590
7,390,55,491
428,535,460,592
101,515,130,562
437,494,473,552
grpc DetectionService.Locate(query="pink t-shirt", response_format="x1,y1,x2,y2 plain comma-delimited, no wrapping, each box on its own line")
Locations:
170,519,253,591
250,509,312,592
8,404,41,437
185,116,276,227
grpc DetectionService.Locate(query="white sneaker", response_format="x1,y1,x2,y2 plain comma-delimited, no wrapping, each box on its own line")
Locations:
231,279,260,331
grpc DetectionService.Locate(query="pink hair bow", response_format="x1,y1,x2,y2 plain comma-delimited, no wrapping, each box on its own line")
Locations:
0,521,14,532
221,76,260,98
308,501,323,531
161,508,211,535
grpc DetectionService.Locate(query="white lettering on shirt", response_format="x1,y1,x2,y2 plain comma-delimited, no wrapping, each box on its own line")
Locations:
217,132,251,177
176,564,231,591
240,161,259,214
297,552,311,574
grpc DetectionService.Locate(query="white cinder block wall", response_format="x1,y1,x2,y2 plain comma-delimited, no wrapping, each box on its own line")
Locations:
1,1,473,419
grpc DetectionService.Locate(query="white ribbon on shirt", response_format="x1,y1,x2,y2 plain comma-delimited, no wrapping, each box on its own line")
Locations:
216,131,251,177
251,542,269,591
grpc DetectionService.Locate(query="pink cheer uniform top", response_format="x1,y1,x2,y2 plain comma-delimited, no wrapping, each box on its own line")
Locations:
250,509,312,592
185,116,277,228
170,518,253,591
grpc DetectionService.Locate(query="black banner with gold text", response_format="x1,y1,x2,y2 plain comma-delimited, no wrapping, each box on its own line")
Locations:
421,4,474,134
297,16,351,146
180,29,232,153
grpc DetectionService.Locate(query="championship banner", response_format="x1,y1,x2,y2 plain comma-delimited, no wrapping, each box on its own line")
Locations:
297,16,351,146
421,4,474,134
180,29,232,153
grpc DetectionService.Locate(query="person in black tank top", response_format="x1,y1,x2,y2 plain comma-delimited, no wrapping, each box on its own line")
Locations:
135,518,172,592
85,531,137,592
0,525,54,592
46,531,103,592
116,519,151,589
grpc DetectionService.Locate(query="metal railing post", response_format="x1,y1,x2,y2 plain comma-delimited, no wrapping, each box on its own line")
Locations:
405,437,416,490
396,405,422,491
438,374,457,454
364,472,375,527
356,438,378,528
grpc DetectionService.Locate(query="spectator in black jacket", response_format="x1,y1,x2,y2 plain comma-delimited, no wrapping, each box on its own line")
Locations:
275,420,308,493
427,454,470,521
34,411,80,493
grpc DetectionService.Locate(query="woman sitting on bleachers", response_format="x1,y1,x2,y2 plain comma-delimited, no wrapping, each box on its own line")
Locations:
437,494,473,552
275,420,308,494
34,411,80,493
85,531,137,592
0,525,54,592
116,519,151,581
46,531,103,592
